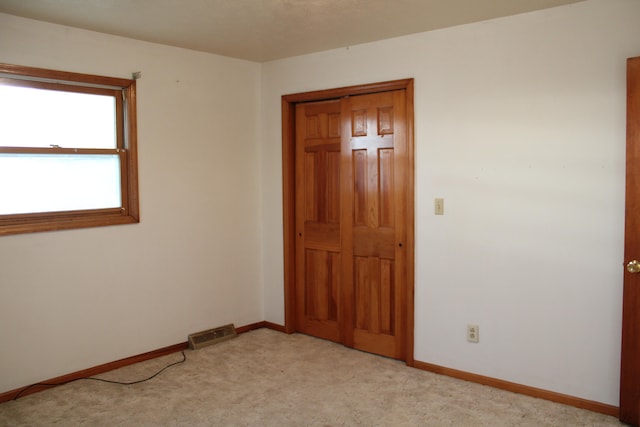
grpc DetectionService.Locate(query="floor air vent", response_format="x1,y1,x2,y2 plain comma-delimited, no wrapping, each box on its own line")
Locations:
188,324,237,350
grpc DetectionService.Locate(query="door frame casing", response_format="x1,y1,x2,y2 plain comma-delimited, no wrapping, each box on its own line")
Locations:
281,79,415,366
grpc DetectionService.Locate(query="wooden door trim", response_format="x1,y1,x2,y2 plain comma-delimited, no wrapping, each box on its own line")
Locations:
281,79,415,365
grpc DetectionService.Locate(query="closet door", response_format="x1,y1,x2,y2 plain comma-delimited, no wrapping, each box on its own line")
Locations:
341,90,407,360
292,87,410,361
295,100,342,342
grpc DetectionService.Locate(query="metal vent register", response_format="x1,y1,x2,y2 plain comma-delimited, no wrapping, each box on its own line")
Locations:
188,324,237,350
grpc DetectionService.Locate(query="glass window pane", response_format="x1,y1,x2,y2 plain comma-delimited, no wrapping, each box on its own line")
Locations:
0,154,121,215
0,85,116,149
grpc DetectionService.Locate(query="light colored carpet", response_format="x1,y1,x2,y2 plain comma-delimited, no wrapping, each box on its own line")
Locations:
0,329,622,426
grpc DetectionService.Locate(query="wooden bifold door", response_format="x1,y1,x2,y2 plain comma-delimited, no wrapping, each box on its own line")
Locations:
282,80,414,364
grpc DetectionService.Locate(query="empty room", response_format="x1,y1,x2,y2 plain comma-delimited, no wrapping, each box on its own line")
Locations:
1,0,640,425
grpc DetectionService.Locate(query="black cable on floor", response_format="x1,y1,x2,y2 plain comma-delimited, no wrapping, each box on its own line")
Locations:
12,351,187,401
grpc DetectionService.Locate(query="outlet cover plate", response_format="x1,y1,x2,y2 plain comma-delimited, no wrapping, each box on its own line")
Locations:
467,324,479,343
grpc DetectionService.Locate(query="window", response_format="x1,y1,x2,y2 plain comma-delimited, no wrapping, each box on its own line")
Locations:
0,63,139,235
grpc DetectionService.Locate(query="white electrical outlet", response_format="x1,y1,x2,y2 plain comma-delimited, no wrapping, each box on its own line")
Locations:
467,324,479,343
434,198,444,215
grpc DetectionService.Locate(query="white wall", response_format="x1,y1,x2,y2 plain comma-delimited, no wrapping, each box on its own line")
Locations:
0,14,263,393
261,0,640,406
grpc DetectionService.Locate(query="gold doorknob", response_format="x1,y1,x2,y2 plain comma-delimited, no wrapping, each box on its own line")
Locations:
627,260,640,273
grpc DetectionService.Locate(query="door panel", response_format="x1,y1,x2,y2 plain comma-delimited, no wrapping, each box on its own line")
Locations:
354,256,395,334
621,56,640,426
295,100,342,343
342,90,407,360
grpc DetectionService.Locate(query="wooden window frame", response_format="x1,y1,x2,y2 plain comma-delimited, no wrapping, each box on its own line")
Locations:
0,63,139,236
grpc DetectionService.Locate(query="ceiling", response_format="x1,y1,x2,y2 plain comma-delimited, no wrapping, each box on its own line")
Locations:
0,0,584,62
